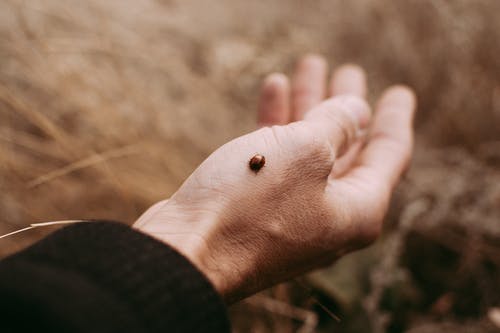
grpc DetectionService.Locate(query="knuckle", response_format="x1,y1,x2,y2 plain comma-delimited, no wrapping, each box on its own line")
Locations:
257,123,336,184
283,123,335,178
328,110,357,153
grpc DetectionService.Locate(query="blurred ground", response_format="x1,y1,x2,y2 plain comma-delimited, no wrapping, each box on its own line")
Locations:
0,0,499,332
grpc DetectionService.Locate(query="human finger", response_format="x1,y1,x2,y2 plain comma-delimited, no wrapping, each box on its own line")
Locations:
329,64,368,176
330,64,367,97
291,54,328,121
344,85,416,188
257,73,291,126
304,95,371,157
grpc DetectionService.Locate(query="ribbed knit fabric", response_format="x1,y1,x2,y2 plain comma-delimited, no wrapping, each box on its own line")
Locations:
0,221,230,333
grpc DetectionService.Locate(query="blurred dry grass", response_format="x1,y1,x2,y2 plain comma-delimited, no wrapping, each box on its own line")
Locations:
0,0,499,332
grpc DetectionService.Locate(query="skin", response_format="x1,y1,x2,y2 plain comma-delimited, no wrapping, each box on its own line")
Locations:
134,54,416,303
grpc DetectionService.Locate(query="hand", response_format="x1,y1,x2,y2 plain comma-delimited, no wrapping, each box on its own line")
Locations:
134,55,416,303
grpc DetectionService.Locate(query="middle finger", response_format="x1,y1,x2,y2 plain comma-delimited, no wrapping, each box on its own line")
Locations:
291,54,328,121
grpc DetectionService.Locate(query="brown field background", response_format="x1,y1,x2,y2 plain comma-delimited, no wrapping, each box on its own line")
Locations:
0,0,499,332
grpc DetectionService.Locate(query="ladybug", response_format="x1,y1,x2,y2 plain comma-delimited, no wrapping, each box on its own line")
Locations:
249,154,265,172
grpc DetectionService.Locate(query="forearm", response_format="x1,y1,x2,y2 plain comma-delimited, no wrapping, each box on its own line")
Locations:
0,221,229,333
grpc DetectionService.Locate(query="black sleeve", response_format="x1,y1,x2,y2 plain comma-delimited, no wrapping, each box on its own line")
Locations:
0,221,230,333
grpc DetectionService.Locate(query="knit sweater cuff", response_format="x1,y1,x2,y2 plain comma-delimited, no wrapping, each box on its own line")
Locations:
5,221,230,332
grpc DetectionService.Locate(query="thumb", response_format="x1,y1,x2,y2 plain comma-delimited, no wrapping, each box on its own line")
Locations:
303,95,371,158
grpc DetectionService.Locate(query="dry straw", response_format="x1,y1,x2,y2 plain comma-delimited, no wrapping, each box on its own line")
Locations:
0,220,87,240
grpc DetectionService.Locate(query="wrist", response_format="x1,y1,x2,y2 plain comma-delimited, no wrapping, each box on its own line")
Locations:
133,200,236,302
